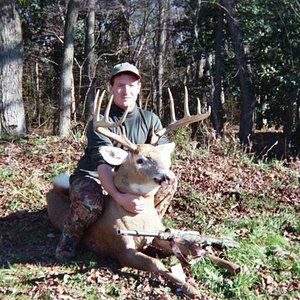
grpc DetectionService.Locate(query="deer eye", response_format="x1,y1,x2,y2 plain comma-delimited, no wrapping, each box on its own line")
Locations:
136,158,145,164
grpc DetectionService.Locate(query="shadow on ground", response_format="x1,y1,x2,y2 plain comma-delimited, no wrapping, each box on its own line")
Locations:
0,209,158,294
0,209,55,266
251,132,286,159
0,209,119,270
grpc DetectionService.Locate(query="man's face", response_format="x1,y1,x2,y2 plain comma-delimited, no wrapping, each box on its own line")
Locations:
109,73,141,111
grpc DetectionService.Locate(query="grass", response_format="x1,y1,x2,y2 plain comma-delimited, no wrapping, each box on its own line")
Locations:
190,211,300,299
0,132,299,299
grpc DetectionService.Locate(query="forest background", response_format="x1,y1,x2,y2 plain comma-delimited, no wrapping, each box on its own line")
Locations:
0,0,299,155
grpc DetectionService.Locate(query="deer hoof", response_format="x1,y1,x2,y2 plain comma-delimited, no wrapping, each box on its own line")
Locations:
179,282,201,299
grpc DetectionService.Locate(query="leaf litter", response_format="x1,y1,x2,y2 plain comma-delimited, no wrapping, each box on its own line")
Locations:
0,135,299,299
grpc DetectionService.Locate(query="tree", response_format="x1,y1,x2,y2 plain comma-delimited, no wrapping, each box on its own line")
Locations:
154,0,168,117
83,0,96,121
0,0,26,135
59,0,82,136
222,0,255,144
211,5,224,137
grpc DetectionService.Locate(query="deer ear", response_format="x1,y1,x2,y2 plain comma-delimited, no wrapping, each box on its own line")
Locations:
99,146,128,166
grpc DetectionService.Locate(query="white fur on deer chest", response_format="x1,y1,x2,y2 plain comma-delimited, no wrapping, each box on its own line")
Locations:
128,183,159,195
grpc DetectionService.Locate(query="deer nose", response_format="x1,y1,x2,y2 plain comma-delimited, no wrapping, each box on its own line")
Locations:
153,173,176,185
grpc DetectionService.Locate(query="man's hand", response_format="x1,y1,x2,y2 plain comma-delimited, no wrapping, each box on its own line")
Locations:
114,192,154,214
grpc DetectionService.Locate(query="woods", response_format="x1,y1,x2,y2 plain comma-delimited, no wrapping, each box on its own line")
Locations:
0,0,299,149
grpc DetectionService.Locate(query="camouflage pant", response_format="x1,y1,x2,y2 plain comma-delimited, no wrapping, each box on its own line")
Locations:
62,175,178,241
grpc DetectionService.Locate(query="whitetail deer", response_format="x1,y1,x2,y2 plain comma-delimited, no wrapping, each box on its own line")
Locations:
47,87,211,298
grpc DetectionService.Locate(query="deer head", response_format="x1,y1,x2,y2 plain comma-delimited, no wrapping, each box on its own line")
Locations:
93,88,210,195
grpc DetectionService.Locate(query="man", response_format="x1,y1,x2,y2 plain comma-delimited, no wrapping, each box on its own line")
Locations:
56,62,177,262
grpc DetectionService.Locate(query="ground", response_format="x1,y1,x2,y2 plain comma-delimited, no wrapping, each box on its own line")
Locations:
0,132,299,299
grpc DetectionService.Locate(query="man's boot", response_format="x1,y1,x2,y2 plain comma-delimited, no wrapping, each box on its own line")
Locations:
56,234,79,263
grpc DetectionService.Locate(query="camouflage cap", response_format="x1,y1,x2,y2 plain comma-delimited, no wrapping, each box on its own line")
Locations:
111,62,140,79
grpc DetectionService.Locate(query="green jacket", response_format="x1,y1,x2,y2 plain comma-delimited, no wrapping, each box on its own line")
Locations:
70,103,168,184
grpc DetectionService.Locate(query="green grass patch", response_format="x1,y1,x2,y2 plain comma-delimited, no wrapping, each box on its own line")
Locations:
189,211,300,299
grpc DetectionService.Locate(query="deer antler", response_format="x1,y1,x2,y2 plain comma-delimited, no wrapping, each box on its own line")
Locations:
151,86,211,144
93,90,138,151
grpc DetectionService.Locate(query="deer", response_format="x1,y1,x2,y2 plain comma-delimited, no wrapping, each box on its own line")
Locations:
46,87,211,298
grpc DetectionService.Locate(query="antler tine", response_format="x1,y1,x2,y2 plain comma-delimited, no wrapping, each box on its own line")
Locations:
197,97,201,114
167,88,176,123
151,86,211,144
183,86,191,118
93,90,137,151
93,89,104,122
103,93,113,123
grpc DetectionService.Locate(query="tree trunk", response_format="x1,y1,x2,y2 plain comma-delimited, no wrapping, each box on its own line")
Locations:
83,0,96,122
34,62,41,126
295,90,300,154
284,86,297,155
222,0,254,144
118,0,133,59
0,0,26,135
212,8,223,137
211,6,224,137
155,0,168,117
59,0,82,136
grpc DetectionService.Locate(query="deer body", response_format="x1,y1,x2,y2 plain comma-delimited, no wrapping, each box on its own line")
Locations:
47,143,198,295
47,88,211,297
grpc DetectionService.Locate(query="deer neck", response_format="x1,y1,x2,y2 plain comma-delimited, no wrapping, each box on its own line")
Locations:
113,164,160,196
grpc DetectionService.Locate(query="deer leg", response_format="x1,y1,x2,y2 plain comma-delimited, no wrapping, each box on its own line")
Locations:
117,248,200,298
46,189,70,231
152,238,241,275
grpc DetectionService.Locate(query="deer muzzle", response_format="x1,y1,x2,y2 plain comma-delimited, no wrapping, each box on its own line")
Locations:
153,171,176,186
